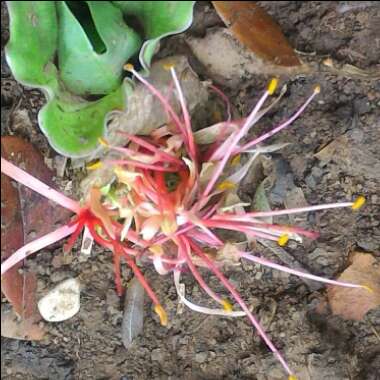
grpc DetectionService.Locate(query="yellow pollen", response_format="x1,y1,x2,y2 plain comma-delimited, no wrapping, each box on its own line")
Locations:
217,181,236,191
352,195,366,210
314,84,321,94
288,375,298,380
222,299,233,312
154,304,168,326
163,62,175,70
361,285,373,293
149,245,163,256
98,137,109,147
278,234,289,247
86,161,103,170
124,63,134,71
231,154,241,166
161,217,177,236
267,78,278,95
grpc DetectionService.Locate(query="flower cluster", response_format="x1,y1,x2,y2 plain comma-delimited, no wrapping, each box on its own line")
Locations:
1,64,368,379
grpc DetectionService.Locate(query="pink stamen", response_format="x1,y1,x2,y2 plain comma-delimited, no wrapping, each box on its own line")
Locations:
169,67,198,161
1,224,79,275
178,236,224,305
1,158,80,213
186,229,224,246
63,219,85,253
203,89,271,198
209,217,319,239
107,160,179,172
120,246,161,307
190,241,293,376
153,224,195,246
116,131,184,166
203,220,279,241
221,202,355,219
239,252,368,290
128,67,185,135
208,83,232,122
236,88,319,154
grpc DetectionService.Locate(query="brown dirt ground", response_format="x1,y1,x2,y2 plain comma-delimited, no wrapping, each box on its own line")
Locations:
1,2,380,380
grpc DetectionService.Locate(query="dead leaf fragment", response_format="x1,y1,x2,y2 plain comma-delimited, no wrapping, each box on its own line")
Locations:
212,1,301,66
187,28,309,87
1,136,71,339
327,252,380,321
1,305,45,341
122,277,145,349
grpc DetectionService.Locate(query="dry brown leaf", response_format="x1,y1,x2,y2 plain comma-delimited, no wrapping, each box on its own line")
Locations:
1,136,71,339
212,1,301,67
1,306,45,341
327,252,380,321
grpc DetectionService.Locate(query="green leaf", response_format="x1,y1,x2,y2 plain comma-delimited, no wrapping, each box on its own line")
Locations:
39,85,129,157
58,1,142,96
6,1,58,88
112,1,195,70
6,1,195,157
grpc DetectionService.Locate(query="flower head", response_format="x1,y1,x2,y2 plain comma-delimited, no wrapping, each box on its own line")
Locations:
1,65,367,379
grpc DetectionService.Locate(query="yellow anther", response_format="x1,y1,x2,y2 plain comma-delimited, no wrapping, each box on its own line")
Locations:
278,234,289,247
231,154,241,166
221,299,233,312
149,245,163,256
361,285,373,293
161,217,177,236
217,181,236,191
352,195,366,210
267,78,278,95
98,137,109,147
154,304,168,326
124,63,134,71
288,375,298,380
314,84,321,94
86,161,103,170
163,62,175,71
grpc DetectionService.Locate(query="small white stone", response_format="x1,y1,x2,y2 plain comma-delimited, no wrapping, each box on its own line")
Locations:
38,278,80,322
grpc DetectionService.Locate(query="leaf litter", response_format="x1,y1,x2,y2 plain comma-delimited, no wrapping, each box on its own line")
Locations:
1,136,71,339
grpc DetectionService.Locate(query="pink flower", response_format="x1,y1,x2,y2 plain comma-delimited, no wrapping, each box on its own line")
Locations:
1,64,368,379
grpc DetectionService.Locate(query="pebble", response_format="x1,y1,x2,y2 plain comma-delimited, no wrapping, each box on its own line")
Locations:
151,348,165,362
195,352,208,363
38,278,81,322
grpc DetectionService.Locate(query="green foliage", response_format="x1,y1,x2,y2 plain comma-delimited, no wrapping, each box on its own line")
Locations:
6,1,195,157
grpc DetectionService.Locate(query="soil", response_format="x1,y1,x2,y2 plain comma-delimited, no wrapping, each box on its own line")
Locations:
1,2,380,380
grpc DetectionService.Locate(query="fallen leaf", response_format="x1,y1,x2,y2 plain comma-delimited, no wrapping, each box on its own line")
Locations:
212,1,301,67
187,29,310,87
1,305,45,341
327,252,380,321
1,136,71,339
122,277,145,349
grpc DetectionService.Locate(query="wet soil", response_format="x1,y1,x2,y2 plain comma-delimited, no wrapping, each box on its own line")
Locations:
1,2,380,380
